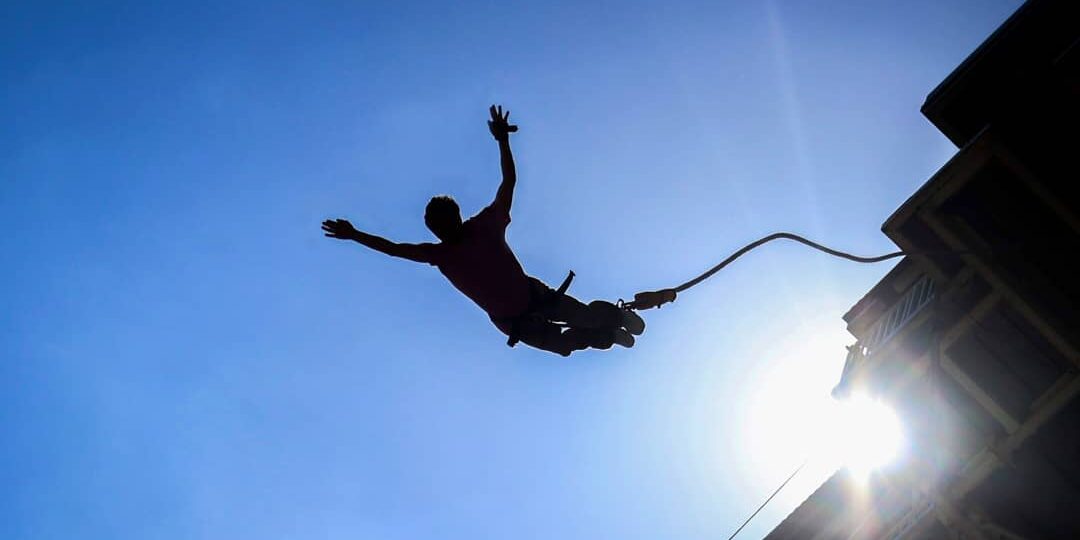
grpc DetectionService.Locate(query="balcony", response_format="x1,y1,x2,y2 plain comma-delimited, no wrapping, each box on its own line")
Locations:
861,274,936,357
836,274,937,395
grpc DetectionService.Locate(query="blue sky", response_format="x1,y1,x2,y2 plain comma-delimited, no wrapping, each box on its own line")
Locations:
3,1,1020,538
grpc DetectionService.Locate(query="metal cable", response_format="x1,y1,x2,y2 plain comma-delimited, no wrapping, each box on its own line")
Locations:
726,459,808,540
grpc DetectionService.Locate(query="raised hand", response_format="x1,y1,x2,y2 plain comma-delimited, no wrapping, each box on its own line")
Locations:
321,218,359,240
487,104,518,142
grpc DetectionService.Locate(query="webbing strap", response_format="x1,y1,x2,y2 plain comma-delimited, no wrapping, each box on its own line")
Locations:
505,270,575,347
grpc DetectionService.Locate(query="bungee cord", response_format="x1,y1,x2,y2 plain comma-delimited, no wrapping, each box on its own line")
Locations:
623,232,906,311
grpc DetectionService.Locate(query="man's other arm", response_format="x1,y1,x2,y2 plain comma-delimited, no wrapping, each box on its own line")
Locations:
322,218,436,264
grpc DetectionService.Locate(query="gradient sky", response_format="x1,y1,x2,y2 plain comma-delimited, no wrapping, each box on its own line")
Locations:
3,1,1021,538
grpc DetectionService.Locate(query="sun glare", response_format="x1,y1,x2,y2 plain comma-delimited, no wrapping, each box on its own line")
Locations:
831,394,903,479
740,339,904,490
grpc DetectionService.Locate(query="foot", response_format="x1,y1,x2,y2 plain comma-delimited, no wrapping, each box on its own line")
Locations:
620,309,646,336
612,328,635,348
588,300,644,335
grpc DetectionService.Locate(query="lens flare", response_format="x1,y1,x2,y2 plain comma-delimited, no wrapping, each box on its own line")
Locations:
833,395,903,479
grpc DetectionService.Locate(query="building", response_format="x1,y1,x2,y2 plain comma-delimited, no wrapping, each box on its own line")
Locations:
768,0,1080,538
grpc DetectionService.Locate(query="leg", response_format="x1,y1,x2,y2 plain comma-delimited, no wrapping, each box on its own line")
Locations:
530,277,644,338
512,318,598,357
543,293,623,330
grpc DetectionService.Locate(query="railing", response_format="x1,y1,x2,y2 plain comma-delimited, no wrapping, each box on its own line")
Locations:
859,274,936,358
837,274,937,391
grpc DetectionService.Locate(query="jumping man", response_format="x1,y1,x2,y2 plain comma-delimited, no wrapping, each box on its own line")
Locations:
321,105,644,356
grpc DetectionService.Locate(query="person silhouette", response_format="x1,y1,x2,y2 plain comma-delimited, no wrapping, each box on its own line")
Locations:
322,105,644,356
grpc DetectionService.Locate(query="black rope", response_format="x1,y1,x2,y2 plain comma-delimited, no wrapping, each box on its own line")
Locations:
675,232,903,293
624,232,908,310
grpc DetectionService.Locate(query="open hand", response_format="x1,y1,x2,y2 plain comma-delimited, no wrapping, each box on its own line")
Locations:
322,218,359,240
487,104,518,141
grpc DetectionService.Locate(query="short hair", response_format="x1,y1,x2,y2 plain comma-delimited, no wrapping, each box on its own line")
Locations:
424,195,462,239
425,195,459,221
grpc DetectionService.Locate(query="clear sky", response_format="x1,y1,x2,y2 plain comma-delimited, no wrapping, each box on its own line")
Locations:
3,1,1021,538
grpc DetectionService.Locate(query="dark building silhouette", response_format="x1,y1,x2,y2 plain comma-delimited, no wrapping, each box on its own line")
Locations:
768,0,1080,538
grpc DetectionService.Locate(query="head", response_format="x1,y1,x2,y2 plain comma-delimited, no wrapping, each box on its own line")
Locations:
425,195,463,242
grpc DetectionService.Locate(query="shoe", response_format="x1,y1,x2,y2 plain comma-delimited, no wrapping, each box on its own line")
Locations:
620,309,646,336
612,328,635,348
588,301,645,335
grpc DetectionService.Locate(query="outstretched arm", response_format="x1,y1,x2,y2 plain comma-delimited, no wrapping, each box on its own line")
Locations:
488,104,519,213
322,218,435,263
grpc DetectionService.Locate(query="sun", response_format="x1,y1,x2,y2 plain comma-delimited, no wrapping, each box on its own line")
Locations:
738,329,905,490
830,394,903,479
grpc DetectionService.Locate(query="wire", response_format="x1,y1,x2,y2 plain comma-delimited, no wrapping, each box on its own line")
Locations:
726,459,808,540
